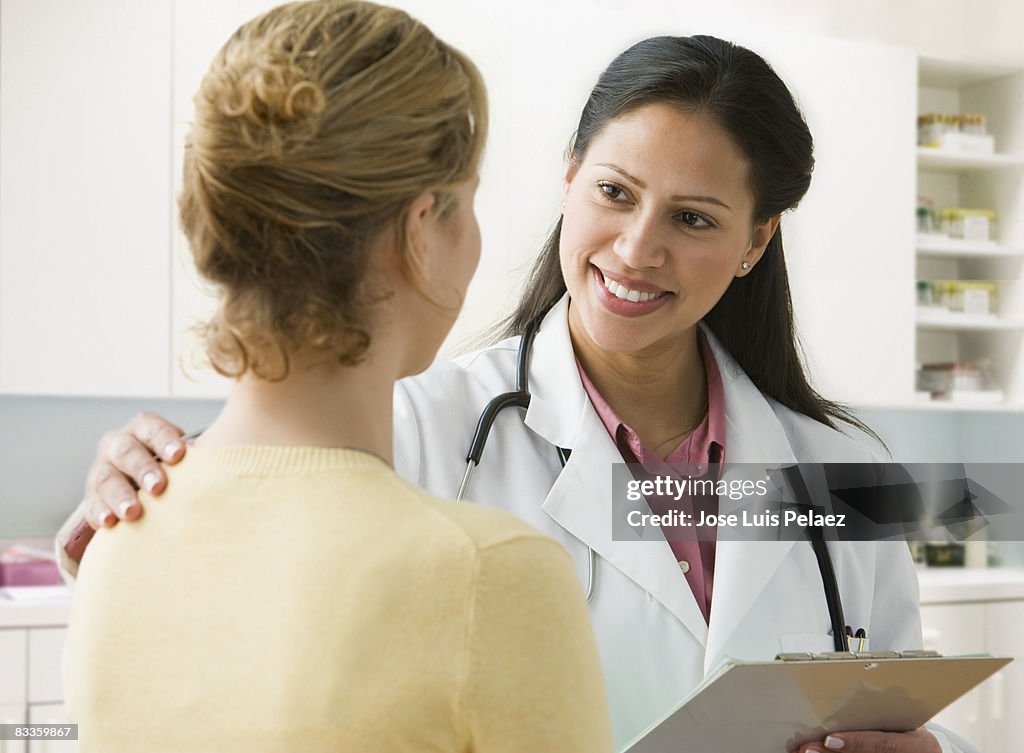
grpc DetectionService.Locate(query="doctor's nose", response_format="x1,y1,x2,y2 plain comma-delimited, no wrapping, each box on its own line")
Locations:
612,214,667,269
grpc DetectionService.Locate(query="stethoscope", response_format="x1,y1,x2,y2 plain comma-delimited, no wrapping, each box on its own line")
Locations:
454,316,851,651
455,318,597,604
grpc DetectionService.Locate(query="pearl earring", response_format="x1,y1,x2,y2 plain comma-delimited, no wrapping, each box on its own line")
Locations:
741,261,751,270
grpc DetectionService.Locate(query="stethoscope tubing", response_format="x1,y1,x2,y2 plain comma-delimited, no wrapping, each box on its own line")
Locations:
457,316,846,647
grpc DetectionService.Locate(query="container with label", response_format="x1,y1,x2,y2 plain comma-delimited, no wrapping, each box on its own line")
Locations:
937,208,997,242
922,280,997,315
918,112,994,153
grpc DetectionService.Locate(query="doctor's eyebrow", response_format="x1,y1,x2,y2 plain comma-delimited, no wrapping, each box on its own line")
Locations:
595,162,732,210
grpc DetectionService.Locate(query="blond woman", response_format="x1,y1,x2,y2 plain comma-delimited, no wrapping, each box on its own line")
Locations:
62,3,612,751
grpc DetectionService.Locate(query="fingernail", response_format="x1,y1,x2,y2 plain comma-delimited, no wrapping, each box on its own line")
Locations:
118,501,134,519
824,736,845,751
142,472,159,492
163,440,184,459
97,510,113,527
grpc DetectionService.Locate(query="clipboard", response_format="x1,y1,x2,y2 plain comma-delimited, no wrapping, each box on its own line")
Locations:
625,651,1011,752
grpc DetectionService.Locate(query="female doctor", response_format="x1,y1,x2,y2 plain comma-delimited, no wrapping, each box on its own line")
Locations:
62,34,968,753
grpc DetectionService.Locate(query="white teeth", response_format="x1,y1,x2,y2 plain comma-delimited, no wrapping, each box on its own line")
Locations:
601,272,662,303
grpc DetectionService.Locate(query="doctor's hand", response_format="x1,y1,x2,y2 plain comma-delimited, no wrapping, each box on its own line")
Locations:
795,727,940,753
78,412,187,529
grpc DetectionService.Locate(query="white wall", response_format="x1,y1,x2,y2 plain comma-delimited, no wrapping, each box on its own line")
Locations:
2,0,1023,538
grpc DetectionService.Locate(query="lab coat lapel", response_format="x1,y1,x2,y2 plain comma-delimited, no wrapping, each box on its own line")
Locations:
700,328,803,673
525,297,710,647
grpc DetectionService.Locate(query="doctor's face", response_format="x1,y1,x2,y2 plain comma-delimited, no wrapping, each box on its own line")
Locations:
559,103,776,356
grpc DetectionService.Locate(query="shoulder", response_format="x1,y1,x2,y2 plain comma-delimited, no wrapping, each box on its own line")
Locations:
395,339,519,424
406,337,519,395
391,338,521,485
765,397,885,463
385,471,569,561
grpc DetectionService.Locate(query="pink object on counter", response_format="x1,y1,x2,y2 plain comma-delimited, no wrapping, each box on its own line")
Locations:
0,548,63,586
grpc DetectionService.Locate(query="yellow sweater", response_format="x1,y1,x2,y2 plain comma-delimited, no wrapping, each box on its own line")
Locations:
64,447,612,752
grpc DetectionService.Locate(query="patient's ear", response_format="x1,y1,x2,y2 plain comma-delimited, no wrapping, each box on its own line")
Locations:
402,192,438,274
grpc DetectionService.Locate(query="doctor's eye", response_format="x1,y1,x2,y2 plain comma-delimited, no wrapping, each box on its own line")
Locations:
674,210,715,230
596,181,630,203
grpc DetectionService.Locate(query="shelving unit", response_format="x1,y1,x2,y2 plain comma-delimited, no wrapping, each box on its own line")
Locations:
916,310,1024,331
916,237,1024,259
917,148,1024,171
915,57,1024,411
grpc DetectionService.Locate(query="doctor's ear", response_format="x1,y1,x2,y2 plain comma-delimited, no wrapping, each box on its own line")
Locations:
562,150,581,198
737,214,780,277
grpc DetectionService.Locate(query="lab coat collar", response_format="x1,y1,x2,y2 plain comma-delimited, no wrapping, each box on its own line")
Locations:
695,326,804,673
526,296,809,666
523,294,586,450
527,295,709,645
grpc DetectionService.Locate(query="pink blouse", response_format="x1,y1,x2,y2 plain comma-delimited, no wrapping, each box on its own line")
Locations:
577,330,727,624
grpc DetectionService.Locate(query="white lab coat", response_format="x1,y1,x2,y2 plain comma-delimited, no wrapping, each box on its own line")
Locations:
393,295,970,753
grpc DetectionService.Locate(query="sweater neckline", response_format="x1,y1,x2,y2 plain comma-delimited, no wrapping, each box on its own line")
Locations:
180,445,390,476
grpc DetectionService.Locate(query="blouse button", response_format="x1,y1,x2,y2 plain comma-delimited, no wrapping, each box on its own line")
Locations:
678,560,691,574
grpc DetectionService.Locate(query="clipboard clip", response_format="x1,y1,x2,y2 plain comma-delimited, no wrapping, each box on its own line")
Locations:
775,650,943,661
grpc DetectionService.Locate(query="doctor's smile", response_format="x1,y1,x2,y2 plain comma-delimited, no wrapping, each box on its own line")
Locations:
592,265,674,316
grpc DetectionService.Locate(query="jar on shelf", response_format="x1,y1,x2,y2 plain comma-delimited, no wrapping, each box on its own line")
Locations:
938,209,958,238
916,206,934,234
938,208,997,241
917,361,992,397
918,114,940,147
960,209,997,242
960,281,997,316
936,280,954,309
916,280,935,307
965,113,988,136
917,112,994,153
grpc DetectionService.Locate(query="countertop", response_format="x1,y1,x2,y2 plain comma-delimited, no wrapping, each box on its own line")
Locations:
917,567,1024,604
2,568,1023,629
0,586,71,628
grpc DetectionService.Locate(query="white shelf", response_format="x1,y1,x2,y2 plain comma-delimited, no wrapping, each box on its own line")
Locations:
916,237,1024,258
917,148,1024,171
854,400,1020,413
916,309,1024,331
918,57,1023,89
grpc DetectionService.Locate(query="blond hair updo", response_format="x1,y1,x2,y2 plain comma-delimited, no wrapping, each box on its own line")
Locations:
179,0,487,380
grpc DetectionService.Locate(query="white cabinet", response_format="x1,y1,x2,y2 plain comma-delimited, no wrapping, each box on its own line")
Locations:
0,0,173,397
26,630,65,705
0,704,27,753
985,601,1024,749
0,599,74,753
920,603,989,747
26,705,73,753
0,631,26,706
918,568,1024,751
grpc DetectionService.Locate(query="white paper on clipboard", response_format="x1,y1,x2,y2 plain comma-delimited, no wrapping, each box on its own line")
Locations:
625,653,1010,752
